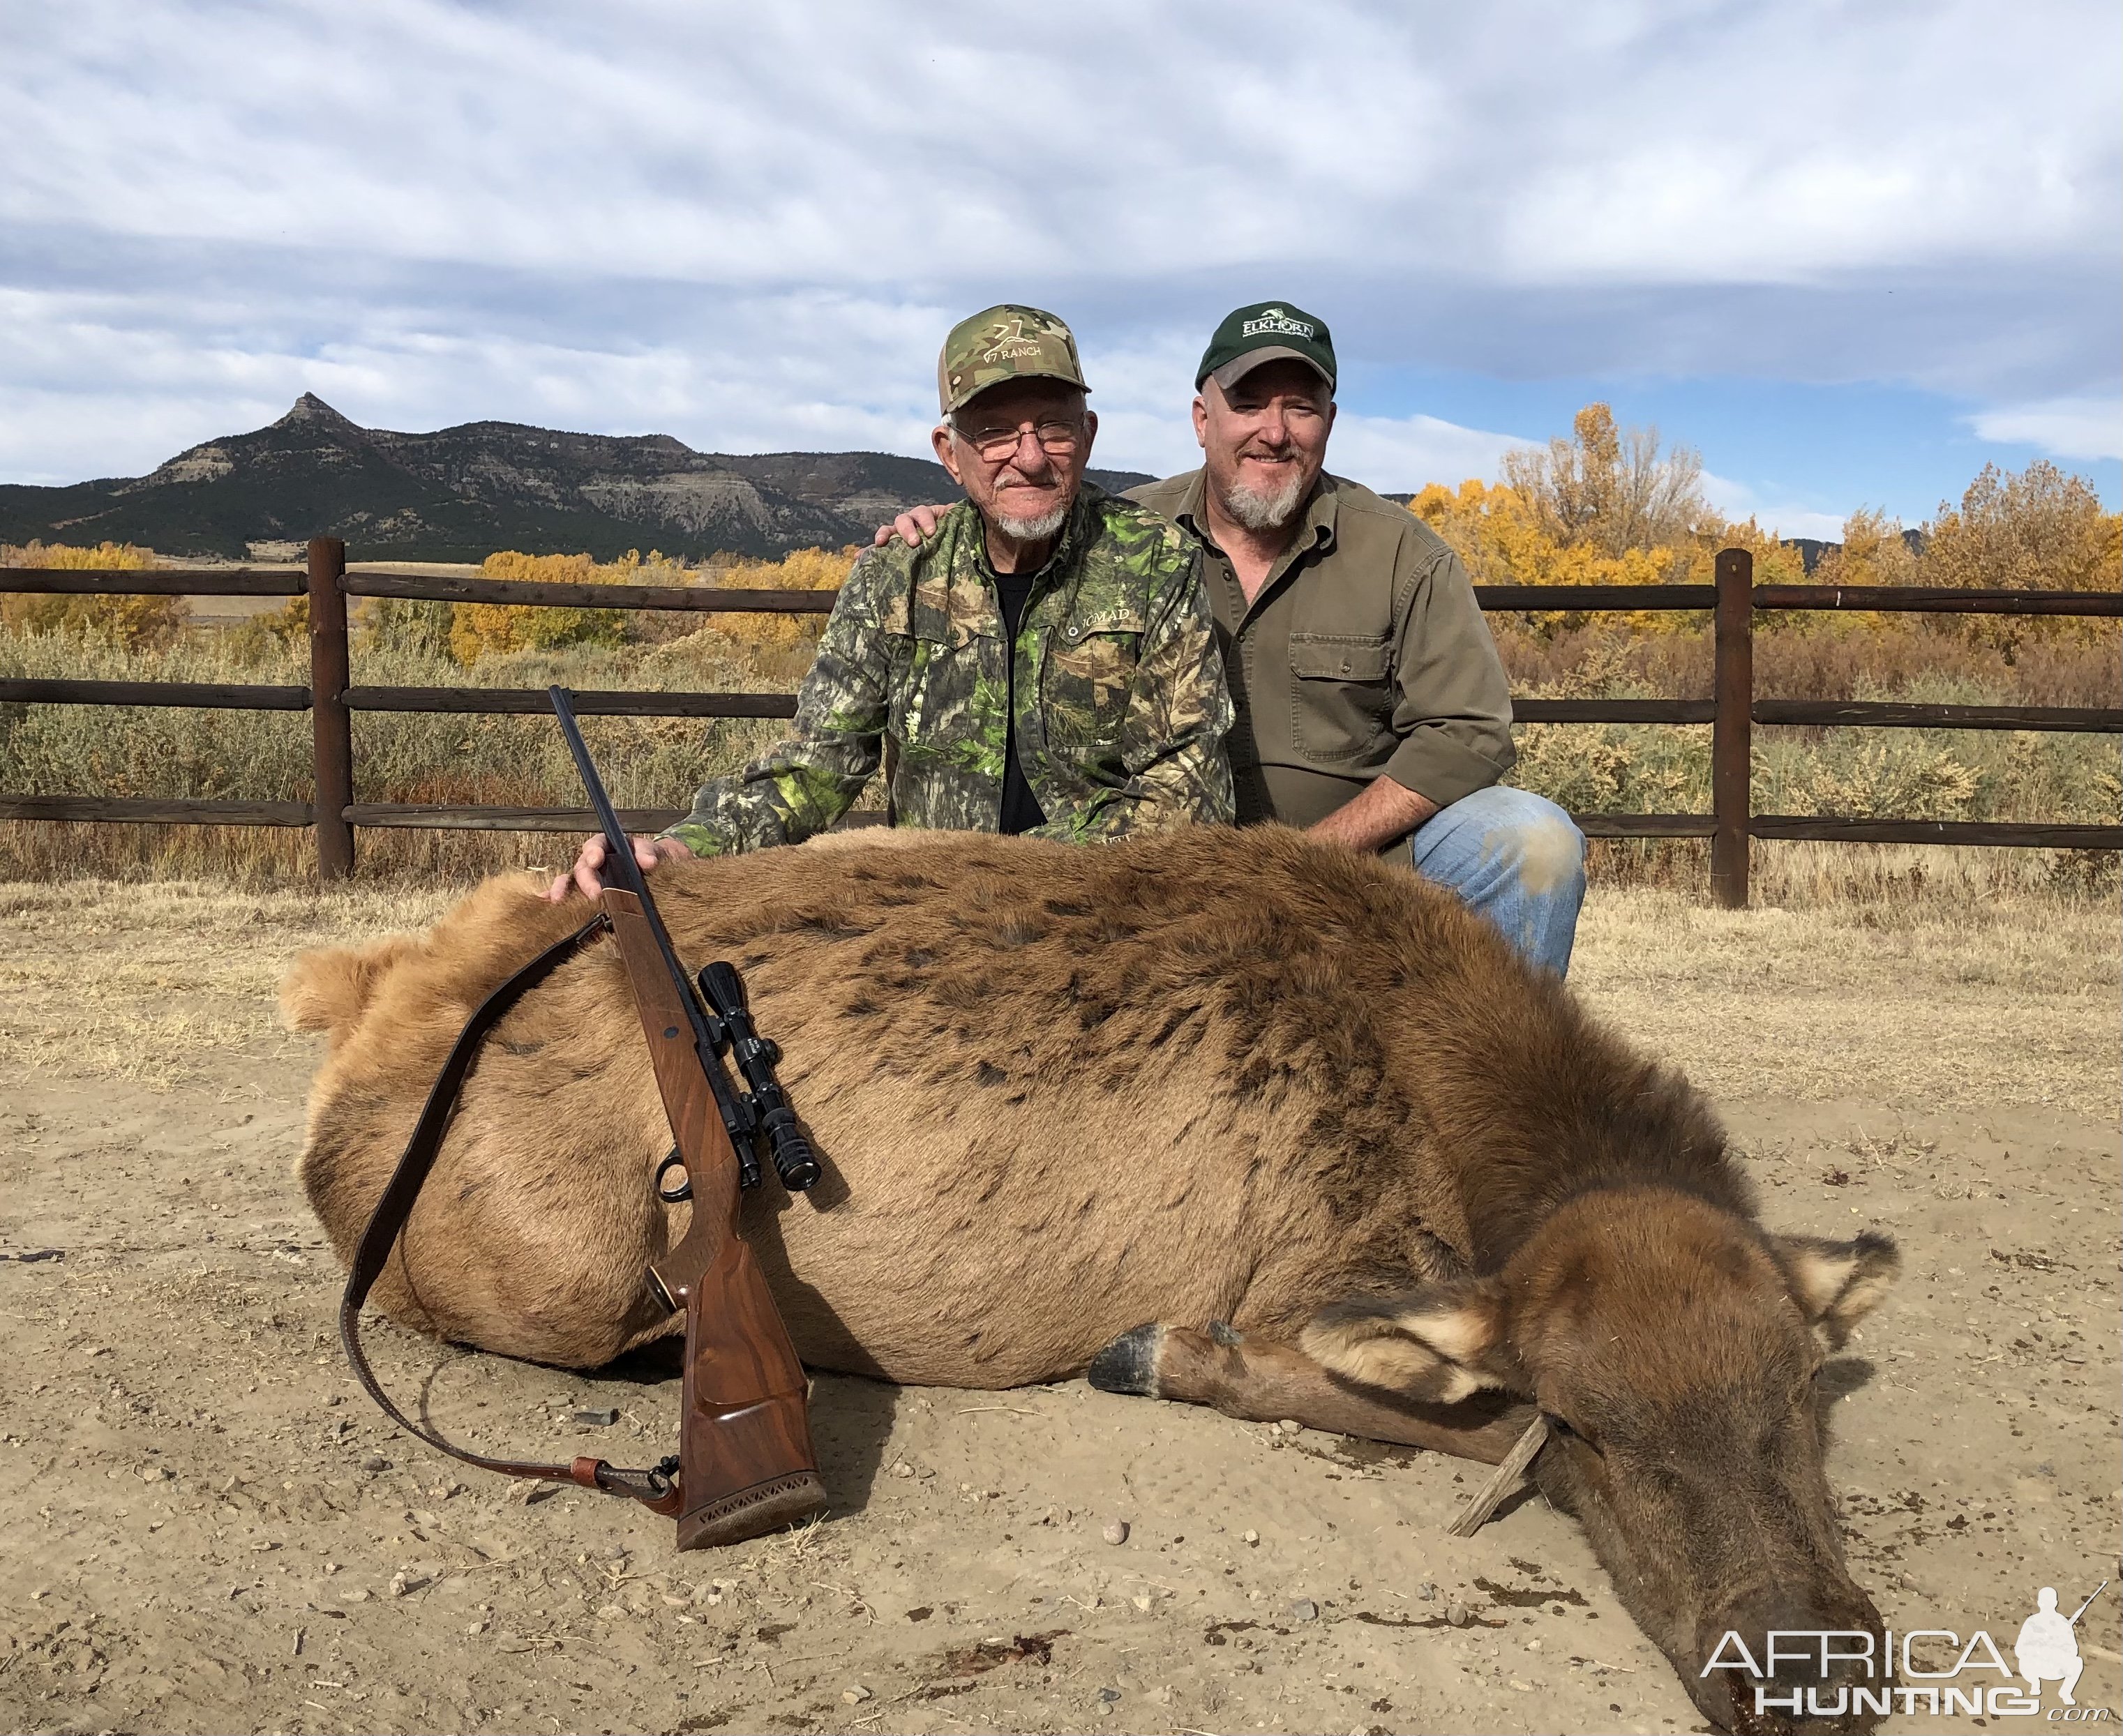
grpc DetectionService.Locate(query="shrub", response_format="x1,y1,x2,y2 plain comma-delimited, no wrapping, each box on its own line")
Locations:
363,596,454,661
227,596,309,665
1921,462,2122,656
0,541,183,649
675,545,855,681
447,550,638,664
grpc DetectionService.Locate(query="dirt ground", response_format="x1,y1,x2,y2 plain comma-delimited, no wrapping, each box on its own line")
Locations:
2,873,2118,1736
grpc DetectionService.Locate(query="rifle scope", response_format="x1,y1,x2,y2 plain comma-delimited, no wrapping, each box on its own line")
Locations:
699,961,822,1193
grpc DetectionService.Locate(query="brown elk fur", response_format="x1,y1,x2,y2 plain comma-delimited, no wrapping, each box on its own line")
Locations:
287,824,1886,1382
290,824,1901,1733
292,824,1685,1376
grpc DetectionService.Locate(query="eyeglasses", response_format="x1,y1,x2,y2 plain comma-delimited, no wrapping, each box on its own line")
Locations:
951,417,1083,465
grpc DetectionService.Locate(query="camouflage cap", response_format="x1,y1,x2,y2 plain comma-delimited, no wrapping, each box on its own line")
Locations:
938,305,1090,416
1196,300,1336,395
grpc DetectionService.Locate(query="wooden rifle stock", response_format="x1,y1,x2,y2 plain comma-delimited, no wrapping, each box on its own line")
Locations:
345,693,825,1542
601,888,825,1548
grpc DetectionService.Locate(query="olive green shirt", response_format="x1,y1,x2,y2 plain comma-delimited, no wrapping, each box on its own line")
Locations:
1125,469,1515,831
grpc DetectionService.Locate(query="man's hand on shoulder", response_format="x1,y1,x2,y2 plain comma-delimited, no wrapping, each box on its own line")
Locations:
545,833,694,903
871,502,954,549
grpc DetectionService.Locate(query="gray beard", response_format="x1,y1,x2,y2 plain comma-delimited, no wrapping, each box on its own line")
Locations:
991,501,1070,543
1220,468,1309,531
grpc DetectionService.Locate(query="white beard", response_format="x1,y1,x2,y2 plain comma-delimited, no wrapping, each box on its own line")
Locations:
991,501,1070,543
1220,467,1309,531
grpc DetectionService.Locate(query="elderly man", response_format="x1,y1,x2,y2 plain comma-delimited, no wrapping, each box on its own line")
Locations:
885,301,1586,974
550,303,1233,900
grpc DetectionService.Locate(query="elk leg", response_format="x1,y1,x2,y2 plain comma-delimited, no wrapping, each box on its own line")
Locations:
1088,1320,1531,1465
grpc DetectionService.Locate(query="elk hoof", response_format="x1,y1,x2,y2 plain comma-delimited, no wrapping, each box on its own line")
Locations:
1088,1323,1166,1396
1207,1319,1242,1347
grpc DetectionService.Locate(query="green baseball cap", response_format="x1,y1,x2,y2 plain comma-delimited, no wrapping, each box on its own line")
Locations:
1196,301,1336,395
937,304,1090,416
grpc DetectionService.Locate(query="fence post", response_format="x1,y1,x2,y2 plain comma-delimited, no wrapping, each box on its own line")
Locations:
308,536,354,881
1710,547,1753,908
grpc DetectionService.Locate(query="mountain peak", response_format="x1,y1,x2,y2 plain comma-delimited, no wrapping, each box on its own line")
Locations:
276,392,356,430
0,402,1152,561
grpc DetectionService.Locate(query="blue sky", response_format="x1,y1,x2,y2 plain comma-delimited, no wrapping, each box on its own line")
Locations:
1,0,2117,540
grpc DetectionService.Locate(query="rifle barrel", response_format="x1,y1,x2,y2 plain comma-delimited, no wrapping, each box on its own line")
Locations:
550,685,652,906
548,685,747,1141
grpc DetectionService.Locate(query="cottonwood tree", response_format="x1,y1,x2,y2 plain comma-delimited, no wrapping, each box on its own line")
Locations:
1921,461,2122,654
1500,402,1713,561
1923,461,2119,594
1814,508,1919,590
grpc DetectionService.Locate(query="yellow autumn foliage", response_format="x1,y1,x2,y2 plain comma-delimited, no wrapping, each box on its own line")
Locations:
439,544,857,674
0,540,183,649
708,546,857,593
445,549,659,665
1411,478,1675,585
1920,462,2121,654
687,546,859,681
1692,515,1809,589
227,594,308,665
1406,403,2075,638
1409,478,1701,633
1813,507,1919,589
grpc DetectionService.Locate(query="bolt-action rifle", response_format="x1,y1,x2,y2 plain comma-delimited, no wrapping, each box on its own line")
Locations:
338,687,825,1548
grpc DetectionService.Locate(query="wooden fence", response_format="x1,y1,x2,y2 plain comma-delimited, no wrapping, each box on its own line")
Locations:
2,538,2117,906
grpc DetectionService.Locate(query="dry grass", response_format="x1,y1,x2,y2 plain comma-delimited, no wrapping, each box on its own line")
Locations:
0,879,455,1087
1492,617,2120,707
0,625,816,882
3,854,2113,1119
1497,621,2121,836
3,597,2114,885
1572,843,2119,1121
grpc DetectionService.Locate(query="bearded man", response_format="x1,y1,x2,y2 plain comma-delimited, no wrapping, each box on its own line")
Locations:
550,303,1234,901
885,301,1586,974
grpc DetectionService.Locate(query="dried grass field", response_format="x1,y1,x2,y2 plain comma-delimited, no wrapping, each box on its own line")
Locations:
2,858,2117,1736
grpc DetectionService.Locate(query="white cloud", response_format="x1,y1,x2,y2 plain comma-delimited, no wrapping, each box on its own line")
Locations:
0,282,952,482
1699,469,1847,543
4,1,2113,291
1484,3,2117,287
1967,395,2123,462
0,0,2115,499
1315,412,1531,497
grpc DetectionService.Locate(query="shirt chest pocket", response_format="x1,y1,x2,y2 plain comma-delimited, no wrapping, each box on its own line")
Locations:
1042,612,1144,751
887,629,978,750
1289,632,1395,764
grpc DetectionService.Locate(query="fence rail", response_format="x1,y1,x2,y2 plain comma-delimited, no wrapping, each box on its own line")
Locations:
345,686,800,718
341,571,833,614
1,568,308,597
3,538,2117,905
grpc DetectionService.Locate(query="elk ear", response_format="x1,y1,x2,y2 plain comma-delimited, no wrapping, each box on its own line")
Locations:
1776,1230,1900,1350
1299,1281,1510,1403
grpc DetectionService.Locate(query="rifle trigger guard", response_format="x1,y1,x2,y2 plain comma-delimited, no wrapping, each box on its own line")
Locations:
654,1149,693,1203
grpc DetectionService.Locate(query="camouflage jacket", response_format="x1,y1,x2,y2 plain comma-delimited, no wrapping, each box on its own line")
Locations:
665,485,1236,854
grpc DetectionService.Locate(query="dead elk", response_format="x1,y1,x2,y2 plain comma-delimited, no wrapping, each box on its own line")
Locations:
286,825,1901,1733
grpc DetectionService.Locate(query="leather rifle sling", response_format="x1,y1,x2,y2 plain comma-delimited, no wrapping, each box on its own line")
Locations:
338,913,682,1515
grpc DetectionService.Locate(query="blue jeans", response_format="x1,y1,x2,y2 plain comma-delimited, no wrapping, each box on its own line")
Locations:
1407,786,1585,976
